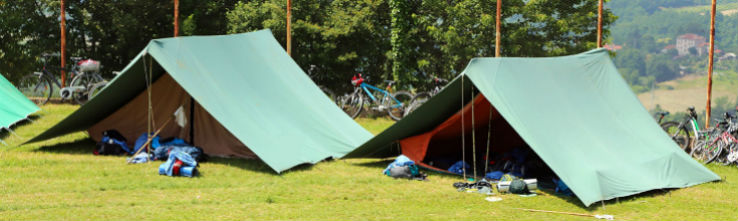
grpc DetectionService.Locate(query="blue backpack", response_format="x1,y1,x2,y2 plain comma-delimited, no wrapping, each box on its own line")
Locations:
95,130,132,155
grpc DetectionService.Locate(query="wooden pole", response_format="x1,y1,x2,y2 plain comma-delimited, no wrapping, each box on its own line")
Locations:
706,0,716,127
286,0,292,56
60,0,66,87
127,117,172,162
495,0,501,57
597,0,603,48
174,0,179,37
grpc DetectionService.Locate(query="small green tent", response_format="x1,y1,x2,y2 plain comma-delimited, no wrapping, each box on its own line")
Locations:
1,73,40,143
344,49,720,206
27,30,373,173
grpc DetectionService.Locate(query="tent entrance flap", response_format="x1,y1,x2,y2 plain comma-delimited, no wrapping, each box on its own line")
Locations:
88,74,257,158
400,95,532,173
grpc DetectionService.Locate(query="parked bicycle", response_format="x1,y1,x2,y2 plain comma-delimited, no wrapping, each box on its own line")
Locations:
306,65,336,102
690,112,737,164
658,107,701,152
405,77,448,114
338,73,413,121
16,54,105,105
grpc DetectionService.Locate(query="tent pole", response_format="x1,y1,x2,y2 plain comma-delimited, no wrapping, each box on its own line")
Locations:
597,0,603,48
60,0,66,87
190,97,195,145
495,0,501,57
484,105,493,174
706,0,716,127
174,0,179,37
286,0,292,56
471,91,477,179
461,75,466,181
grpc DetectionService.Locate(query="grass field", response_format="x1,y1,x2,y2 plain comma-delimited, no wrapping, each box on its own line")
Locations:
1,105,738,220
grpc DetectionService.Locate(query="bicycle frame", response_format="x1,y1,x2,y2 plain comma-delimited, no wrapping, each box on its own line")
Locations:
359,82,403,108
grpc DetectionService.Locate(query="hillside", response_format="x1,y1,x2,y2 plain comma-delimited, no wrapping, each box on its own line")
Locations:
637,71,738,113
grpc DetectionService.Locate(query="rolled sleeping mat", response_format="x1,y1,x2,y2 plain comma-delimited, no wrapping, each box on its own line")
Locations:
180,166,197,177
158,163,168,175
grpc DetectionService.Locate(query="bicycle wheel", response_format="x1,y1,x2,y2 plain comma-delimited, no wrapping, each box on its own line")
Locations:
339,89,363,119
318,85,336,104
724,142,738,165
660,121,691,152
87,81,108,99
18,73,52,105
405,92,432,116
691,139,723,164
70,73,104,104
387,91,413,121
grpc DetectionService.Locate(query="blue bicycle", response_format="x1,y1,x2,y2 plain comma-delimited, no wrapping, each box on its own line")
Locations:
339,73,413,121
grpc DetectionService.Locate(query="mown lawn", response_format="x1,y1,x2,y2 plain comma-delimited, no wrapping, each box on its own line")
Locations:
1,104,737,220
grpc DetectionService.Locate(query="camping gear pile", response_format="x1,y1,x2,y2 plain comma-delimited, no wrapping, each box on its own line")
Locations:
383,155,427,180
94,128,205,177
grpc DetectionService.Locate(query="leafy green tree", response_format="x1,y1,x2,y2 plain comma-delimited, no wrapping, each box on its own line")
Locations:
227,0,392,92
0,0,59,82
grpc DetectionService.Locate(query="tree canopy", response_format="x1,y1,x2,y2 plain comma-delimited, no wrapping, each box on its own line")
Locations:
1,0,613,93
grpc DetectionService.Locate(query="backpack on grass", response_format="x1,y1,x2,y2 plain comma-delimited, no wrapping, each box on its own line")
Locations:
94,130,132,155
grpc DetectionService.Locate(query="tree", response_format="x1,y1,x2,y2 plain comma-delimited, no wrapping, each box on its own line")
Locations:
227,0,392,92
0,0,59,82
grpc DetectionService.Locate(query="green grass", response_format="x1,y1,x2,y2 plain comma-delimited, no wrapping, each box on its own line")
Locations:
2,105,738,220
354,117,395,135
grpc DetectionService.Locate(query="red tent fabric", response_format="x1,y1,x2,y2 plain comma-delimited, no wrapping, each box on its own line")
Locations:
399,95,526,172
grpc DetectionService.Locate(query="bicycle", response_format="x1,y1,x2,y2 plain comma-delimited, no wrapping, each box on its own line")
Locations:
16,54,104,105
658,107,701,152
690,112,736,164
338,73,413,121
306,65,336,102
406,77,448,115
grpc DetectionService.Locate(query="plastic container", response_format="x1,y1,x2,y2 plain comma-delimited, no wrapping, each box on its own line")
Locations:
497,179,538,193
78,59,101,72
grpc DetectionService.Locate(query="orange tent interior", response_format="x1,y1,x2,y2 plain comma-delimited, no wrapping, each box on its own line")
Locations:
399,95,532,174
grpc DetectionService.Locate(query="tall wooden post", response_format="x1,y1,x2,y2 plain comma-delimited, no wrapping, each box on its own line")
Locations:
60,0,67,87
706,0,716,127
597,0,603,48
174,0,179,37
286,0,292,56
495,0,501,57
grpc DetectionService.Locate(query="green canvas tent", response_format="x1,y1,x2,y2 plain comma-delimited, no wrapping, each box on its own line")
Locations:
344,49,720,206
27,30,373,173
1,73,40,143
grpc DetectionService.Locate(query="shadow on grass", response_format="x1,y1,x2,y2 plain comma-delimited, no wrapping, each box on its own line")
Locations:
351,157,482,180
33,138,96,155
32,138,319,176
0,115,40,141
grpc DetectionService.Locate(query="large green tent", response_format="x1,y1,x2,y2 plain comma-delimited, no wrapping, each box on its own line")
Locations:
344,49,720,206
1,73,40,143
27,30,373,173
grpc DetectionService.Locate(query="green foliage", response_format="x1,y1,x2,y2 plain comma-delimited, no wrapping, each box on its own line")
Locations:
227,0,392,93
227,0,615,91
0,0,59,83
0,0,236,82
